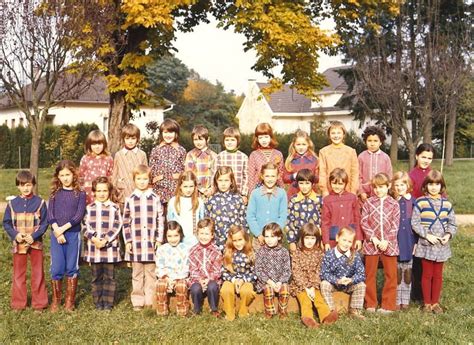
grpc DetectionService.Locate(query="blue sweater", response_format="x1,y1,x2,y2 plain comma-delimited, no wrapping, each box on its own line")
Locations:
47,189,87,232
246,186,287,236
320,248,365,288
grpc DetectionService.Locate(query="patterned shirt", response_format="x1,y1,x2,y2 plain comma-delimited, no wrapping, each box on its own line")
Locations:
247,148,284,194
112,147,148,204
222,251,257,284
361,195,400,256
155,242,189,280
79,154,114,204
255,245,291,292
320,248,365,287
188,242,223,285
358,150,393,197
149,143,186,203
287,191,323,244
122,189,164,262
216,150,249,196
205,191,247,251
290,247,324,296
282,152,319,198
185,147,217,194
83,200,122,263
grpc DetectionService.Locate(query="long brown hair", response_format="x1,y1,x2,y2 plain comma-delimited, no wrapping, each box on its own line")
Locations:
174,171,199,215
285,129,317,171
252,123,278,149
50,160,81,198
213,166,238,194
223,225,254,273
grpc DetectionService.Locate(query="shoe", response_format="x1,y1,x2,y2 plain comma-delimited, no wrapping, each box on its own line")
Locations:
377,308,394,315
50,280,62,313
431,303,444,314
264,312,273,320
322,310,338,324
399,304,409,311
64,277,78,312
365,307,376,313
349,309,366,320
301,316,320,329
422,304,432,313
279,311,288,320
133,306,143,312
211,311,220,318
33,309,44,314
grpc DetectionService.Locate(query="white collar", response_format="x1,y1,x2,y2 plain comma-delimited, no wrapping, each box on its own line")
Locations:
131,188,154,198
122,147,139,154
334,247,351,258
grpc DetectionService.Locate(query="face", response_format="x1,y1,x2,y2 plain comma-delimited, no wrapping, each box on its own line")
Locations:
166,229,181,247
330,180,346,194
124,136,138,150
427,182,442,197
336,232,355,252
394,179,408,197
258,134,271,148
58,168,74,188
134,172,150,191
18,182,34,197
197,226,213,246
416,151,433,169
294,137,309,155
264,229,280,248
231,231,246,251
224,137,238,151
193,135,208,150
298,180,313,196
162,130,176,144
216,173,232,193
366,135,382,153
262,168,278,189
91,142,104,156
94,183,110,203
329,127,344,145
303,235,317,249
180,180,195,197
374,183,390,198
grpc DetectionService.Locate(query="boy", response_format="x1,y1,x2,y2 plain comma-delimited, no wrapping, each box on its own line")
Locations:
112,123,148,207
216,127,249,203
123,164,164,310
361,173,400,314
358,126,392,202
287,169,323,252
3,170,48,311
185,125,217,198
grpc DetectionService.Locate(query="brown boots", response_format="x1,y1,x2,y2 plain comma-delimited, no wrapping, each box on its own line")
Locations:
50,280,62,312
50,277,78,312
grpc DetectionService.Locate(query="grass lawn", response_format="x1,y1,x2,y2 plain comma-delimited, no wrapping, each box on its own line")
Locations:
0,226,473,344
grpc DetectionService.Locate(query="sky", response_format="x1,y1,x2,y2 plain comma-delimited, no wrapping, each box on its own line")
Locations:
174,19,343,95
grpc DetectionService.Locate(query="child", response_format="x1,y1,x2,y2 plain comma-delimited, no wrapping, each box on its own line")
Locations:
216,127,249,202
246,163,287,250
112,123,148,207
291,223,339,328
79,129,114,204
205,166,247,251
318,121,359,197
3,171,48,312
361,173,400,313
358,126,393,202
411,170,456,314
123,164,164,310
320,227,366,319
391,171,416,310
247,123,284,194
283,129,319,198
155,221,190,317
188,218,222,316
167,171,205,248
321,168,362,251
48,160,87,312
221,225,257,321
287,169,323,253
149,118,186,208
185,125,218,198
83,176,122,311
255,223,291,319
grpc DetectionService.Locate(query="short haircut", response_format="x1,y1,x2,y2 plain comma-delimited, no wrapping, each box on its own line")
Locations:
260,162,279,174
15,170,36,186
362,126,386,143
222,127,241,146
164,221,184,243
252,122,278,149
91,176,113,192
372,173,390,187
84,129,108,155
159,118,180,142
329,168,349,185
326,120,347,137
421,170,447,195
298,223,322,249
192,125,209,141
121,123,141,141
132,164,151,180
197,217,215,236
262,222,283,244
296,168,316,183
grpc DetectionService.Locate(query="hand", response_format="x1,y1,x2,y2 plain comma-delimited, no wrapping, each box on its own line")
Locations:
153,175,164,183
258,235,265,245
98,238,107,249
324,243,331,252
426,233,440,245
354,240,362,251
289,243,297,253
201,279,209,291
372,237,381,248
337,277,351,286
234,279,243,294
242,196,248,205
203,188,213,197
167,279,175,293
440,233,451,245
274,282,282,293
126,242,133,254
412,244,417,255
54,228,63,239
24,234,34,245
305,287,315,301
15,233,25,243
378,240,389,251
172,173,180,180
91,236,101,248
360,193,368,202
155,241,162,250
57,234,67,244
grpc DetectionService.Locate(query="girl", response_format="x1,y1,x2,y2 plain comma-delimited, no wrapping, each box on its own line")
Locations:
149,118,187,209
320,227,366,320
167,171,205,248
79,129,114,204
255,223,291,319
411,170,456,314
155,221,190,317
283,129,319,198
247,123,284,194
83,176,122,311
291,223,338,328
318,121,359,197
205,166,247,251
221,225,256,321
48,160,87,312
391,172,416,310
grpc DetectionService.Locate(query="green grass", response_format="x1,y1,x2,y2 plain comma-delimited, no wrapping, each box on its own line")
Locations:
0,227,473,344
0,168,52,201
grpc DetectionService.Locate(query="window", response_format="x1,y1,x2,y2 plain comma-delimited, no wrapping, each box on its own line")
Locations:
45,114,55,125
103,117,108,133
19,118,24,126
11,118,15,128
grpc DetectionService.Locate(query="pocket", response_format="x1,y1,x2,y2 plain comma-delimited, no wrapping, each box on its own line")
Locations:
329,226,339,241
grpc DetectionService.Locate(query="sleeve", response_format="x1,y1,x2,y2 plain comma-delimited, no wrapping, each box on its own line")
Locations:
184,151,195,173
255,250,270,284
385,154,393,179
179,249,190,280
360,201,375,241
122,199,132,243
155,246,168,278
411,202,426,238
241,154,249,197
321,198,331,244
282,165,294,184
221,264,235,282
140,150,148,166
350,253,366,285
388,201,400,244
358,154,365,195
318,149,328,195
319,252,338,285
155,197,164,243
247,151,258,194
111,153,120,186
350,149,359,194
83,207,96,240
352,197,362,241
287,200,297,243
280,250,292,283
47,197,57,225
276,190,288,229
291,252,309,291
33,200,49,240
246,191,260,236
167,198,177,222
209,250,223,282
241,263,256,283
176,146,186,174
198,200,205,221
68,192,87,227
2,203,17,241
276,150,285,187
188,248,200,284
106,205,123,243
106,156,114,177
446,205,457,237
236,195,248,229
149,147,159,179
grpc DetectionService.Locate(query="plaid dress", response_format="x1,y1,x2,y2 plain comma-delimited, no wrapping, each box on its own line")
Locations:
216,150,249,197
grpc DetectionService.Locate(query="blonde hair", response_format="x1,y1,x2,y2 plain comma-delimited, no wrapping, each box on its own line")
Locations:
390,171,413,199
326,121,347,143
84,129,109,156
222,127,241,146
372,172,390,187
213,166,238,194
174,171,199,215
223,225,254,273
336,227,357,264
285,129,317,171
132,164,151,181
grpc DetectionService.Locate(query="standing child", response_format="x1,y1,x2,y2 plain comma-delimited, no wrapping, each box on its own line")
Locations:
361,173,400,314
283,129,319,198
123,164,164,310
112,124,148,207
188,218,222,316
320,227,366,320
358,126,392,202
3,171,48,312
48,160,87,312
185,125,218,198
149,118,186,210
155,221,190,317
79,129,114,204
83,177,122,311
287,169,323,253
246,163,287,250
411,170,456,314
247,123,284,194
318,121,359,197
391,172,416,310
321,168,362,251
221,225,257,321
167,171,205,248
216,127,249,202
205,166,247,251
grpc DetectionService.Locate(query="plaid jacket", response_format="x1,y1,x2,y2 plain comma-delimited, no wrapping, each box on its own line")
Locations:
188,242,222,285
185,148,217,193
216,150,249,196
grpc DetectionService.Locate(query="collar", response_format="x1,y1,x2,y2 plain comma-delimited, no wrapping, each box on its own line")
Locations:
331,143,344,148
195,147,210,157
20,193,34,200
335,247,351,258
225,148,239,153
122,146,139,154
260,185,278,197
95,200,112,207
399,193,412,201
294,190,319,202
131,188,154,198
368,149,381,155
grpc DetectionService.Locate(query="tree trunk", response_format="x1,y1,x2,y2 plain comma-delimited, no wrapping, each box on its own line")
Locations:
108,91,130,155
29,127,41,194
390,130,399,163
407,141,416,169
445,111,456,166
423,112,432,143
